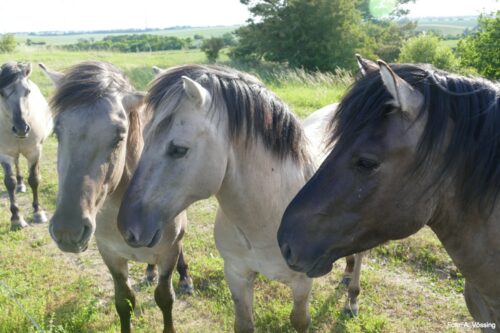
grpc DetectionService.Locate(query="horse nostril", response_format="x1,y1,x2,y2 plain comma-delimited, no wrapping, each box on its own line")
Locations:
281,243,295,265
124,229,139,245
11,126,16,134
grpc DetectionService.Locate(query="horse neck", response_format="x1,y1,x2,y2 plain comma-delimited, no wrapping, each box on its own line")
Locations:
428,196,500,295
217,138,312,232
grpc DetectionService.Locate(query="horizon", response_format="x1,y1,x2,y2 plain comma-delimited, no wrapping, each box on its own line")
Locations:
0,0,497,34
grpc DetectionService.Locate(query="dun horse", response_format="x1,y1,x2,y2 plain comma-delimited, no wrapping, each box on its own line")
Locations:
0,61,52,230
278,58,500,331
41,62,193,333
117,64,365,332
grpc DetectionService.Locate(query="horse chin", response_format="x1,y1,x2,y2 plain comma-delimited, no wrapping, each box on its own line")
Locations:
304,251,342,278
57,242,89,254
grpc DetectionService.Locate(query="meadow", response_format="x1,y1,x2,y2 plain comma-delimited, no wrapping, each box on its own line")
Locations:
0,49,473,332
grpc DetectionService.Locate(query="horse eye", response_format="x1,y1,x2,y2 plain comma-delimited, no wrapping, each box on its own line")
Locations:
25,89,31,97
355,157,380,172
168,143,189,159
112,135,126,148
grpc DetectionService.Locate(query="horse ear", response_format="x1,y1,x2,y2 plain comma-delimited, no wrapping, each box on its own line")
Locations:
39,63,64,87
182,76,209,107
152,66,165,76
20,63,33,78
355,54,378,76
378,60,424,116
122,92,146,113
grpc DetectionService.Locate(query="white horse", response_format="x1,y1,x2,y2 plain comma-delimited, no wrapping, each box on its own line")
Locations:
40,62,193,333
0,62,52,230
117,65,365,332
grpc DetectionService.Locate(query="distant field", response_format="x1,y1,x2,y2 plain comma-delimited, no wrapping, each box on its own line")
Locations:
15,25,238,46
415,16,478,36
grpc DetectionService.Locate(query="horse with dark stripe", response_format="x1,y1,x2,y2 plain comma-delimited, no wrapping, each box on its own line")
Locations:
278,58,500,331
40,61,193,333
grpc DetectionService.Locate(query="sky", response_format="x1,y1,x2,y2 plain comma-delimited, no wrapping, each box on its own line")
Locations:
0,0,498,34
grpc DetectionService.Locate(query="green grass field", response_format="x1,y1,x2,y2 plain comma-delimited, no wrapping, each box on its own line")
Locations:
0,50,472,332
15,26,238,46
415,16,478,36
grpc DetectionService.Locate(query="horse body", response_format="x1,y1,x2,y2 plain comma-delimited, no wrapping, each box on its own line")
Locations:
42,62,192,333
0,62,52,229
118,64,364,331
278,59,500,330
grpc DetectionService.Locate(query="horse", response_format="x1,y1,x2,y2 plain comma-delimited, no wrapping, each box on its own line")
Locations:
116,64,365,332
0,61,52,230
40,61,193,333
278,58,500,331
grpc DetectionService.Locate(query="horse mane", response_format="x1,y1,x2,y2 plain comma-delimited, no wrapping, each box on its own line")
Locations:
0,62,26,90
331,63,500,213
146,64,311,166
51,61,135,114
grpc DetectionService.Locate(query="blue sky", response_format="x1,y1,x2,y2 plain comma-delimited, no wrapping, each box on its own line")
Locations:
0,0,497,33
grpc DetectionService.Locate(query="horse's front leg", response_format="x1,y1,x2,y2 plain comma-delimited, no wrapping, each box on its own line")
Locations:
14,155,26,193
27,155,47,223
225,261,256,333
176,245,194,294
343,251,366,317
2,161,27,230
289,276,312,333
99,248,135,333
156,242,183,333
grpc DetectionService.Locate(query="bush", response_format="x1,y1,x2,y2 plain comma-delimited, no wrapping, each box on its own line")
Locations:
457,14,499,79
201,37,224,63
398,34,458,71
0,34,16,53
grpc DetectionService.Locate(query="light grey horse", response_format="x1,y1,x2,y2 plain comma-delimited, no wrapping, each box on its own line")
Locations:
0,62,52,230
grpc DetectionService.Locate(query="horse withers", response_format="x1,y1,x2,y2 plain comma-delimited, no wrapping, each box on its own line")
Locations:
278,58,500,331
0,62,52,230
41,62,193,333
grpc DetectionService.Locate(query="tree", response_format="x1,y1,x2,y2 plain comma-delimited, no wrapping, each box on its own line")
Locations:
0,34,17,53
233,0,366,71
398,34,459,71
457,14,499,79
201,37,224,63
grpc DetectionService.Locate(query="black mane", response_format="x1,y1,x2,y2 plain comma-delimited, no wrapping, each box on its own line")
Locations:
51,61,135,113
331,63,499,212
0,62,27,90
147,64,310,164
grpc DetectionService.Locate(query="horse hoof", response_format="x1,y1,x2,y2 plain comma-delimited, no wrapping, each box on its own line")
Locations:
340,276,351,286
178,277,194,295
11,218,28,231
33,211,48,224
342,306,358,318
16,184,27,193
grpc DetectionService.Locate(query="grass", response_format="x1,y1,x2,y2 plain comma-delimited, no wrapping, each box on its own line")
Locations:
0,50,472,332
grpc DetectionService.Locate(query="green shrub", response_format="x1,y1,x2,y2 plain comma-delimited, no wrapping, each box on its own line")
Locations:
398,34,458,71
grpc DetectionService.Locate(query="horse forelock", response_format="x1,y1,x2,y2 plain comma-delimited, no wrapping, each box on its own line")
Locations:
0,62,26,90
50,61,135,115
145,64,312,167
331,63,500,214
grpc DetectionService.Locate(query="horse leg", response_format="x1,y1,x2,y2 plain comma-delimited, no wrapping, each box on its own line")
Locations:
100,250,135,333
464,281,497,331
341,255,356,286
145,264,157,283
27,156,47,224
343,251,365,317
176,245,194,294
225,262,256,333
289,277,312,333
2,161,27,230
14,155,26,193
156,242,182,333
